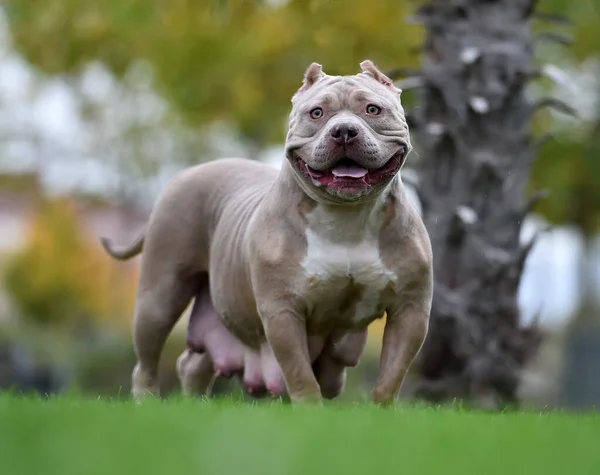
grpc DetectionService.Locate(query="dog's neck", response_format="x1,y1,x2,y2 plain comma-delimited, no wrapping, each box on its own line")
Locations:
278,160,395,243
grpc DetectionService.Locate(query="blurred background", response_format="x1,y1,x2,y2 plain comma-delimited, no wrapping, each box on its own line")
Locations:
0,0,598,410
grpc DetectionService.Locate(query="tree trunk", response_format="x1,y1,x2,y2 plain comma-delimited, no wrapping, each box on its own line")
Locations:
407,0,551,409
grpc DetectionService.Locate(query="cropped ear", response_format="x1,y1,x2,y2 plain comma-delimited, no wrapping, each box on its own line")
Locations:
298,62,326,93
360,60,402,95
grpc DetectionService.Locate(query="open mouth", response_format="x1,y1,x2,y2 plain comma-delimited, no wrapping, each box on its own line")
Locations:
295,152,404,193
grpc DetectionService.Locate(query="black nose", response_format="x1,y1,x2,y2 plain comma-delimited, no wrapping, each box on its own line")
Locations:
330,123,359,144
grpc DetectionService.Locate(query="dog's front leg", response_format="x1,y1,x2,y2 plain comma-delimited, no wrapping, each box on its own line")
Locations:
372,304,429,406
259,305,322,405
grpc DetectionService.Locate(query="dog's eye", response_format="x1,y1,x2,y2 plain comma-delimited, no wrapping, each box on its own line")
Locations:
310,107,323,119
366,104,381,115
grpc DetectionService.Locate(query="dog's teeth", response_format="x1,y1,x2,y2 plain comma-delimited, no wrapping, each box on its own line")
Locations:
306,164,324,177
331,163,368,178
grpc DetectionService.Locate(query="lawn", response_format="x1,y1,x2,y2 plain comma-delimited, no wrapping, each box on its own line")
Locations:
0,395,598,475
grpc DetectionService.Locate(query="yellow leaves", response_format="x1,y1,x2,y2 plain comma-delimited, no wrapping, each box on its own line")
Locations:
3,196,136,328
74,5,109,43
251,9,297,57
233,74,263,118
366,314,386,355
313,29,330,49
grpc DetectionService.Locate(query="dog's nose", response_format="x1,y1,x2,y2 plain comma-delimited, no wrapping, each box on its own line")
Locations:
330,123,359,144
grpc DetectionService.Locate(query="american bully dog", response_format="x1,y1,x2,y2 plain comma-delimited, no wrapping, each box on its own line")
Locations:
101,60,433,405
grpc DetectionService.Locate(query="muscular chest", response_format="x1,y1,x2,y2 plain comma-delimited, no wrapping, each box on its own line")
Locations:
300,213,397,330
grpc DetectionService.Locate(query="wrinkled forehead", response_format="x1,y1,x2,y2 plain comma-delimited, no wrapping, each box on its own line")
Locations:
292,75,402,110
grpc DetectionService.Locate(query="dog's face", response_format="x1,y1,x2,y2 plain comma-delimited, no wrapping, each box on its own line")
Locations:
285,60,410,202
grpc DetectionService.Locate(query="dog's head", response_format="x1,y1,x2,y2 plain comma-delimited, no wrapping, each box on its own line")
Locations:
285,60,410,203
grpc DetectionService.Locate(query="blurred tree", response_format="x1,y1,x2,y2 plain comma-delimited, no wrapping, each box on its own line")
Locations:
398,0,560,409
521,0,600,408
3,0,422,149
528,0,600,316
3,195,136,328
4,0,598,237
375,0,599,410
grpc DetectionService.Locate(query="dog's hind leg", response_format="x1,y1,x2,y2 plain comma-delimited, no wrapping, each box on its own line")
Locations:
177,349,215,397
313,329,368,399
131,269,196,402
176,273,218,397
313,355,347,399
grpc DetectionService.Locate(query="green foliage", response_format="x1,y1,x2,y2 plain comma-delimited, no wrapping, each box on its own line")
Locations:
528,1,600,235
534,0,599,59
4,0,422,146
531,128,600,236
3,0,599,232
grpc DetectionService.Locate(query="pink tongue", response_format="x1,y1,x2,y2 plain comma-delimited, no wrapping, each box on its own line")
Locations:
331,162,368,178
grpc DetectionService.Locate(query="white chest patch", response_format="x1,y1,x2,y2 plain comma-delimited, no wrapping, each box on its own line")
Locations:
300,203,397,326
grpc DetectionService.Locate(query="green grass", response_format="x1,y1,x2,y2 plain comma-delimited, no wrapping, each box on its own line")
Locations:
0,395,599,475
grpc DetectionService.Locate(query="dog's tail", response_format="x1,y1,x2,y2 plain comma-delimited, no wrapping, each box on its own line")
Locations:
100,231,145,261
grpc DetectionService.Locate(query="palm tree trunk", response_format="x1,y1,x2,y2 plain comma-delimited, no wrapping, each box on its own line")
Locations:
406,0,558,409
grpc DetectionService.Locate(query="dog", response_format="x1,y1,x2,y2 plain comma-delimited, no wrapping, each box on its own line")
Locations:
101,60,433,405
